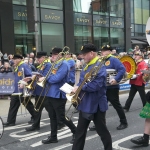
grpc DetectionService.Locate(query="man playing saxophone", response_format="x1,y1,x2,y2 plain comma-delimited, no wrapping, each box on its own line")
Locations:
3,54,35,127
72,43,112,150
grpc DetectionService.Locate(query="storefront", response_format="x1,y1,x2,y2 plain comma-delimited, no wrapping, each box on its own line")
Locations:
0,0,149,55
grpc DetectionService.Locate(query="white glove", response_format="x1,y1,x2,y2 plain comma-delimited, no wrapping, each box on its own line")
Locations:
131,74,137,79
18,83,24,89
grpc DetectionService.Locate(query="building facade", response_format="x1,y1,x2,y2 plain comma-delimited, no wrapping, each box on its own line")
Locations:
0,0,149,55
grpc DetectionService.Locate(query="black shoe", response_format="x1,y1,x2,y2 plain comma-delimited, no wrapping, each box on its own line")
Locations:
117,123,128,130
70,134,75,144
25,126,40,131
28,118,34,124
131,137,149,146
42,136,58,144
3,122,15,127
123,106,129,112
57,124,65,130
89,126,96,131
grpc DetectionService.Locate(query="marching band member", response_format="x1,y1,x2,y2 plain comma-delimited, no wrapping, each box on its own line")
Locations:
123,51,148,112
89,45,128,131
72,43,112,150
66,53,75,86
25,51,51,131
38,47,76,144
3,54,35,127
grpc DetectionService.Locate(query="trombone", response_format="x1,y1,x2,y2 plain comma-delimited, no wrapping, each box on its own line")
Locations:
34,46,70,112
65,57,107,120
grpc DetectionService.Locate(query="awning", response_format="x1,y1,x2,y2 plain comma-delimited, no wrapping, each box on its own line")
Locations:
131,39,147,44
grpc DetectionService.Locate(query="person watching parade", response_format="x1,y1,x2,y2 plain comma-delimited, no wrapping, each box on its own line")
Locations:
3,54,35,127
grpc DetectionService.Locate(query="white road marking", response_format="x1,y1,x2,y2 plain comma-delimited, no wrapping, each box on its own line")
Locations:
48,134,98,150
30,121,78,147
10,130,39,138
4,118,50,131
112,134,143,150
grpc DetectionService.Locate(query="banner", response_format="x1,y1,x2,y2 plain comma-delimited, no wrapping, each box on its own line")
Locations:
0,72,15,95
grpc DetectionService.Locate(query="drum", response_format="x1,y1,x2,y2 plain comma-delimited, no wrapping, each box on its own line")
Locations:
119,55,136,79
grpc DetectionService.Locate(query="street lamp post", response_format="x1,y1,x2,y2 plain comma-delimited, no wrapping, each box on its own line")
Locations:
90,1,94,44
33,0,38,52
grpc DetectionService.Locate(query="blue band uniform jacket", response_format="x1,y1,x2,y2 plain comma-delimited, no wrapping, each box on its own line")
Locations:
66,58,75,84
14,63,32,93
46,60,69,99
33,62,51,96
77,62,108,113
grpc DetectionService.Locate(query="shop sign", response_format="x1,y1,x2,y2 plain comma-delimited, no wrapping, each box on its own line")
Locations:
13,5,39,21
41,9,63,23
110,17,124,28
93,15,109,27
74,13,92,26
13,5,27,21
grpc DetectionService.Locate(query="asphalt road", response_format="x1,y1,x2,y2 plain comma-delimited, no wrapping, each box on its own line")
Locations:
0,91,150,150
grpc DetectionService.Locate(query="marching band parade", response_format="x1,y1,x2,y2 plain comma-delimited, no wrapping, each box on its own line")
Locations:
0,43,150,150
1,1,150,150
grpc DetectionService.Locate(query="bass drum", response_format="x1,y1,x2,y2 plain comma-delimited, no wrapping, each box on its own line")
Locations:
0,117,4,140
119,55,136,79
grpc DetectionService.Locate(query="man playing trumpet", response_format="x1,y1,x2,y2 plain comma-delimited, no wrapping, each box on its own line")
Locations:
3,54,35,127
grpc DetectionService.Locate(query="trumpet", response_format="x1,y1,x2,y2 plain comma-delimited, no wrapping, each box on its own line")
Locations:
66,57,107,120
34,46,70,112
21,57,49,108
26,57,49,90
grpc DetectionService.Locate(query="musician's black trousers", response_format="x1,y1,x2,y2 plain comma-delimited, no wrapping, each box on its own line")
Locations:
43,97,76,138
7,95,35,124
72,110,112,150
124,84,146,109
106,88,127,124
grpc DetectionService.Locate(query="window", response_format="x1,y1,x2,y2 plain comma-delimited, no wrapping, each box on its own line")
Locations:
110,0,124,17
134,0,142,24
41,23,64,53
73,0,91,13
74,25,92,53
13,0,39,6
94,27,109,47
40,0,63,10
110,28,124,52
135,24,142,33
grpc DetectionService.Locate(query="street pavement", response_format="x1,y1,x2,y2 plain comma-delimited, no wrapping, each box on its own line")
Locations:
0,90,150,150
